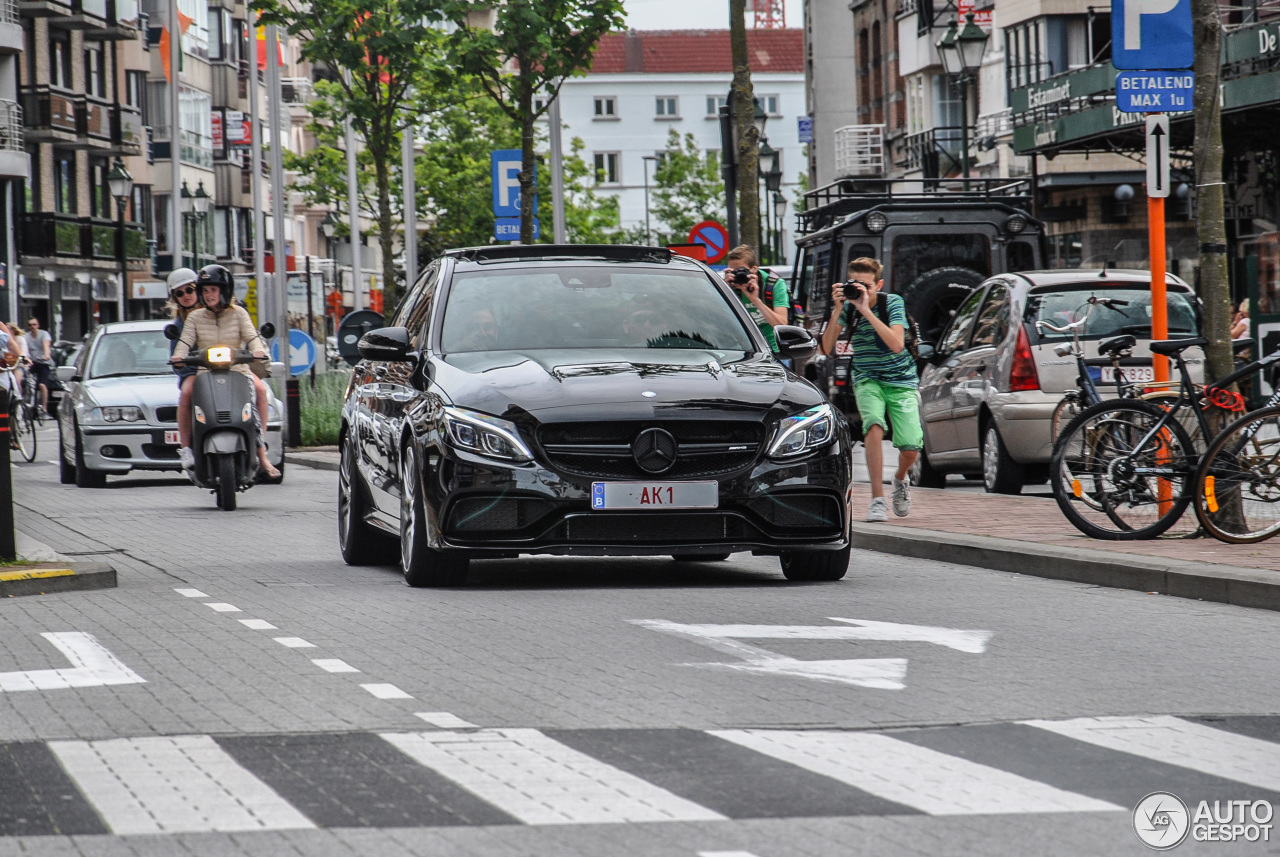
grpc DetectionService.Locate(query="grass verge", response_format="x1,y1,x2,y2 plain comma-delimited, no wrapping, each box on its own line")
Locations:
298,370,350,447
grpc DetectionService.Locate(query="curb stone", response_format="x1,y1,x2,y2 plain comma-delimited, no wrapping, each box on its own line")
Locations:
0,562,117,598
285,451,339,472
849,523,1280,612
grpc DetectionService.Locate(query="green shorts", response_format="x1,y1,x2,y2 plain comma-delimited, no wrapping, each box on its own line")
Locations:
855,379,923,451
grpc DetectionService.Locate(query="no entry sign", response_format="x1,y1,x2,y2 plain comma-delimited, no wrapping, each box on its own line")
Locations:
688,221,730,264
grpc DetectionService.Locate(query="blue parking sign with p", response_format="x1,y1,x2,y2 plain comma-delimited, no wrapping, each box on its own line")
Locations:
1111,0,1194,70
492,149,526,218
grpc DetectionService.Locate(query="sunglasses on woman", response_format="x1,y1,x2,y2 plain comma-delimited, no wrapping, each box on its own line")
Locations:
171,285,197,297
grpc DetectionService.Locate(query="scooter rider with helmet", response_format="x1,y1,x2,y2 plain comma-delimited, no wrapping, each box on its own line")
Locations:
170,264,280,478
166,267,201,471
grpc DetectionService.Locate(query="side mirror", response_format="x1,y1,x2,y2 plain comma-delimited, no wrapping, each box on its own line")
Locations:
916,342,936,362
55,365,77,384
358,326,415,363
774,324,817,362
269,361,287,379
162,323,182,341
259,323,276,339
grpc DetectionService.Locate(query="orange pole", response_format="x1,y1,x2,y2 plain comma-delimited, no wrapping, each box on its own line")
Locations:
1149,194,1168,382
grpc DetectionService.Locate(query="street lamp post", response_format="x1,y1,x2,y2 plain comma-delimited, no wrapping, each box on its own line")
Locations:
757,139,778,261
641,155,657,245
935,13,990,191
179,180,192,268
107,157,133,322
321,211,339,336
773,191,786,265
193,180,210,266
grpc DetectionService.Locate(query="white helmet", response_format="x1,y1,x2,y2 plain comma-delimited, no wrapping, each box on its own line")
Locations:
167,267,198,294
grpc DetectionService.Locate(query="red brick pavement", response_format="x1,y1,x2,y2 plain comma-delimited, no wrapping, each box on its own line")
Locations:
853,482,1280,574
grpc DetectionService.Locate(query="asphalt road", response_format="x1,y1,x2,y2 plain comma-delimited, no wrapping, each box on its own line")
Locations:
1,428,1278,857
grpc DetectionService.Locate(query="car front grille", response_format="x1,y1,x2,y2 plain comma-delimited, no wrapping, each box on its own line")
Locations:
539,420,764,480
446,496,555,533
744,493,843,534
558,512,757,543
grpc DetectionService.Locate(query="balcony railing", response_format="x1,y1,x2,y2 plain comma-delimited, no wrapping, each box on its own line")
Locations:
19,212,147,261
0,99,22,152
78,94,111,143
20,86,77,137
280,77,313,104
901,126,966,179
833,124,885,178
111,103,143,153
179,128,213,168
976,109,1013,141
0,0,17,24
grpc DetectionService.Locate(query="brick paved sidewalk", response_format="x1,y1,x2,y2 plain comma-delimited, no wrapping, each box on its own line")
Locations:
855,482,1280,575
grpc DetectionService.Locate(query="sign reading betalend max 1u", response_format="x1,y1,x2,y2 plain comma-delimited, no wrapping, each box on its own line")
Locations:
1115,71,1195,112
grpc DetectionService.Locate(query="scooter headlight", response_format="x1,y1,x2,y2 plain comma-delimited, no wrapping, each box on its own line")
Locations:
194,405,206,424
241,403,253,422
207,346,233,365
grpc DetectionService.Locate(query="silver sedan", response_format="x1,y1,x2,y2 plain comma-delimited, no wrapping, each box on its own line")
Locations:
56,319,284,487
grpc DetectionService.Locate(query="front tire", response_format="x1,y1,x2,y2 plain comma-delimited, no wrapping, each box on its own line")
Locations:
780,545,851,581
909,448,947,488
400,442,467,587
12,400,36,462
982,423,1024,494
217,454,238,511
58,422,75,484
338,433,397,565
73,421,107,488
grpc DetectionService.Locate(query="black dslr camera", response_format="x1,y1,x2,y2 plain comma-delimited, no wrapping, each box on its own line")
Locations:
730,267,752,285
843,280,867,300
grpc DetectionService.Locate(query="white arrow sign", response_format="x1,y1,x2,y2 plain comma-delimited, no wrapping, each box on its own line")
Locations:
0,632,147,692
634,618,992,690
1146,114,1170,198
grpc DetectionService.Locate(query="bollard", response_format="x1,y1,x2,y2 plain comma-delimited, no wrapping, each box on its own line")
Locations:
0,405,15,560
286,377,301,448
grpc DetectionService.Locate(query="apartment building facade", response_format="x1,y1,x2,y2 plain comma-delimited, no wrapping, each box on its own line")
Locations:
0,0,25,326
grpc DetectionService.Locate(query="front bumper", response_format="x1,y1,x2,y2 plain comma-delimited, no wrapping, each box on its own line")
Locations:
80,422,284,473
422,444,854,557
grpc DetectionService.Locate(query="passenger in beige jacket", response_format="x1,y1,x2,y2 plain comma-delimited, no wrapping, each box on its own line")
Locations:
171,265,280,478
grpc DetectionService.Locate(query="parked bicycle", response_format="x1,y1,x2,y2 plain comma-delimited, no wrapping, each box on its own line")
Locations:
1050,336,1279,540
2,358,37,462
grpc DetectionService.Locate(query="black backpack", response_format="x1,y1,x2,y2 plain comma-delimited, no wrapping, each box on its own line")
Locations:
846,294,922,361
760,270,803,326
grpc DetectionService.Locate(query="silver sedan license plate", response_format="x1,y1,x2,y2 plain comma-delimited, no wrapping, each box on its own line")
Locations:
591,481,718,510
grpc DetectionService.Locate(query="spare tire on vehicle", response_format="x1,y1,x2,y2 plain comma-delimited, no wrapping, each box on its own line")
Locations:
898,266,986,344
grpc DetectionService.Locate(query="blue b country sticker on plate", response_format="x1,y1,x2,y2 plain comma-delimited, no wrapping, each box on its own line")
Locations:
592,483,606,509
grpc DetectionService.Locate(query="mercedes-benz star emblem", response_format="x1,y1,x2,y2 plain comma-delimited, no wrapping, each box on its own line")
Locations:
632,427,678,474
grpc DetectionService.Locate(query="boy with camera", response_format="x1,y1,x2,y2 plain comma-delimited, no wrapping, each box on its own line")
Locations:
820,257,922,522
721,244,790,354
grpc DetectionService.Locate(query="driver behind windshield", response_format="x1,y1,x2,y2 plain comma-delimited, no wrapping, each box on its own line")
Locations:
170,264,280,479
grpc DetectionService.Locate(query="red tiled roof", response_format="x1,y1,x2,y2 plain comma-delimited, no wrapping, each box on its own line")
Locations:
591,29,803,74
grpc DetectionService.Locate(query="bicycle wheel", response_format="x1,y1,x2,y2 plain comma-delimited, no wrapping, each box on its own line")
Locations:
1194,406,1280,544
1050,393,1081,441
11,399,36,462
1051,399,1195,540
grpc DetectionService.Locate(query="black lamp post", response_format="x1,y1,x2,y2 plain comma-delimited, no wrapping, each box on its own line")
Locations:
193,180,210,264
717,95,771,250
642,155,657,245
321,211,339,335
773,191,786,265
179,180,193,268
935,13,990,190
107,157,133,321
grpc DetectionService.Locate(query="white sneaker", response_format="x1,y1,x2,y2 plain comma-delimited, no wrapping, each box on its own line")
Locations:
865,497,889,522
891,477,911,517
178,447,195,470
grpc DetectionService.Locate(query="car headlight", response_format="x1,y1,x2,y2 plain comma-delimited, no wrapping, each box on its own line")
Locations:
441,406,533,463
268,400,281,421
865,211,888,233
89,406,144,424
768,403,836,459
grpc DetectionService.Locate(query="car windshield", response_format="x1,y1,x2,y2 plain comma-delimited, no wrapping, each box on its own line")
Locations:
1026,287,1198,340
86,330,174,379
439,266,755,354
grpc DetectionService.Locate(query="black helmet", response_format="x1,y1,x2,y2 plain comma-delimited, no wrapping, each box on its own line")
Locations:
196,264,234,310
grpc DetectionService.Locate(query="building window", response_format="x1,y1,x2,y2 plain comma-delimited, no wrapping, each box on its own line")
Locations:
706,95,727,116
50,30,72,89
593,96,616,118
84,42,107,98
593,152,620,185
756,94,780,116
54,153,75,214
533,95,548,113
89,158,110,219
655,96,678,118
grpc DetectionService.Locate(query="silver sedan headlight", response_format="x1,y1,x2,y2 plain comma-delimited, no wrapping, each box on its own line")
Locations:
768,403,836,459
441,406,533,463
86,406,144,425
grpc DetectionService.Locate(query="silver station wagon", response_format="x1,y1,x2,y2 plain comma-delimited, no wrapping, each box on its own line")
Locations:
914,269,1201,494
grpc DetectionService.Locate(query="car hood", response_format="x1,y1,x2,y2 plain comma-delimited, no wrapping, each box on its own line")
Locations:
433,349,822,420
76,374,179,408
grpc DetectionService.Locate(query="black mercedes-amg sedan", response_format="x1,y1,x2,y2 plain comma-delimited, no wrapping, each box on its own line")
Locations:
338,245,853,586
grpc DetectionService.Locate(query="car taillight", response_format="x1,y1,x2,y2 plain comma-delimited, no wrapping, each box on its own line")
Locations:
1009,325,1040,391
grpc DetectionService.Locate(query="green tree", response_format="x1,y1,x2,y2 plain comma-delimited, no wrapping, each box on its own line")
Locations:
253,0,448,311
651,129,725,245
445,0,624,244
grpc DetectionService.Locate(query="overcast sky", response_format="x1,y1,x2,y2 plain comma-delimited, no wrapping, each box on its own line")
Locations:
622,0,805,30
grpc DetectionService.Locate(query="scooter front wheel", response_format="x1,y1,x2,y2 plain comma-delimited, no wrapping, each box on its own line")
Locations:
218,454,238,511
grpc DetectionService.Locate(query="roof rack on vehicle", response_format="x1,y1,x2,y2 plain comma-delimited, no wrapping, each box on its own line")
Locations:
797,177,1034,235
446,245,675,264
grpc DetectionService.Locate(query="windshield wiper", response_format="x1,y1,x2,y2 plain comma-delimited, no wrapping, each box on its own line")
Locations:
88,372,169,379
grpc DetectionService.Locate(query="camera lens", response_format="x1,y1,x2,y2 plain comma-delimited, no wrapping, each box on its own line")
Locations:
732,268,750,285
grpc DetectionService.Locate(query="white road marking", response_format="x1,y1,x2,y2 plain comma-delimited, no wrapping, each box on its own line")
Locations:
381,729,725,824
362,683,412,699
0,632,146,692
312,659,360,673
415,712,480,729
273,637,315,648
1023,715,1280,792
205,603,241,613
711,729,1122,815
633,618,991,690
49,735,314,834
239,619,277,630
699,852,762,857
174,588,209,598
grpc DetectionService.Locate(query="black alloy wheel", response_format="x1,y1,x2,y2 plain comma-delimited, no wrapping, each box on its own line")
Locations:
399,442,468,587
338,433,396,565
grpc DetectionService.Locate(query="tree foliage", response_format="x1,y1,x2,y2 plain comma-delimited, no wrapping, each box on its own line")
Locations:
445,0,624,243
651,129,725,245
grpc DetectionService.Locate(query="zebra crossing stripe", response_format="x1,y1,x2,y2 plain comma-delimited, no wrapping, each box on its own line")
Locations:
48,736,315,834
379,729,727,825
709,730,1123,815
1023,715,1280,792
